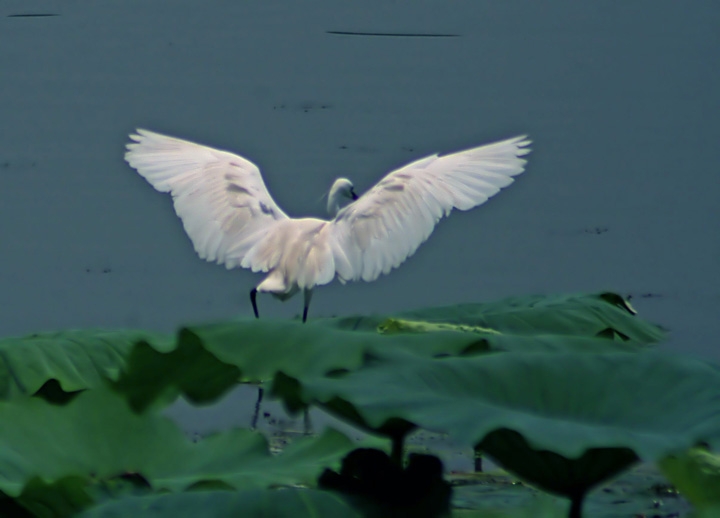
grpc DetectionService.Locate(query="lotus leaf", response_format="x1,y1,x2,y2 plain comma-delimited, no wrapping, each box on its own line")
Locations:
659,446,720,509
377,318,502,335
77,488,361,518
0,293,661,411
273,351,720,514
114,293,659,412
0,387,359,516
0,330,171,399
318,292,663,344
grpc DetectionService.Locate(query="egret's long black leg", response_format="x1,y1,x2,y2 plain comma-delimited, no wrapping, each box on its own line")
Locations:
251,386,263,430
302,289,313,323
250,288,259,319
303,408,313,435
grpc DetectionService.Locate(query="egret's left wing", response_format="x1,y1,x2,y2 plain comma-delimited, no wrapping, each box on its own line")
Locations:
125,129,289,269
328,136,531,283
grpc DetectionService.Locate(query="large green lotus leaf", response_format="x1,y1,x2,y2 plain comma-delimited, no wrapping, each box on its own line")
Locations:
0,330,172,400
118,319,649,413
135,316,662,416
0,292,658,409
190,291,661,384
0,387,359,512
450,332,645,354
273,352,720,498
184,319,489,382
659,447,720,508
167,301,653,389
109,321,490,412
318,292,663,344
373,317,649,353
77,489,361,518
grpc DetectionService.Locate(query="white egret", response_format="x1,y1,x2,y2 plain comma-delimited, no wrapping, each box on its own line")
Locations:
125,130,531,322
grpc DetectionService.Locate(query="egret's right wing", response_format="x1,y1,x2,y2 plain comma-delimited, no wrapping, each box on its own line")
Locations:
328,135,531,283
125,129,289,268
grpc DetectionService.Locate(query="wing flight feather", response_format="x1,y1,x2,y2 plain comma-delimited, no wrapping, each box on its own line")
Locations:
124,129,288,269
329,136,531,282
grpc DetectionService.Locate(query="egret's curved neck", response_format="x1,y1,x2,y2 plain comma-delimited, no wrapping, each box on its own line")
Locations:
327,184,344,218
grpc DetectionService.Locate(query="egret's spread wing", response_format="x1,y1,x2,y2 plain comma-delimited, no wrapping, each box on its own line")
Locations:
125,129,288,269
329,136,531,282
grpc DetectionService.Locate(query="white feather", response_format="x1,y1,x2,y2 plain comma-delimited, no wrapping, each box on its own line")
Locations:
331,135,531,283
125,129,289,267
125,129,531,317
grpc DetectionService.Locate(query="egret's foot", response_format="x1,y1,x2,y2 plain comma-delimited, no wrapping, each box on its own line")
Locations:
303,408,313,435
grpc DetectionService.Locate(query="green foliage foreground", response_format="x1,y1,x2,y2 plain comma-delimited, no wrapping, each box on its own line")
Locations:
0,292,717,517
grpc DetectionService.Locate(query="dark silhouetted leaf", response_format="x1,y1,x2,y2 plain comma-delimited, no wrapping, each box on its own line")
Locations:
15,476,92,518
478,429,638,500
319,448,451,517
111,331,241,412
32,379,83,405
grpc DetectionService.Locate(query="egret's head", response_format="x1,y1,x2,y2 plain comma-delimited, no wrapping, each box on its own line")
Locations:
327,178,358,217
